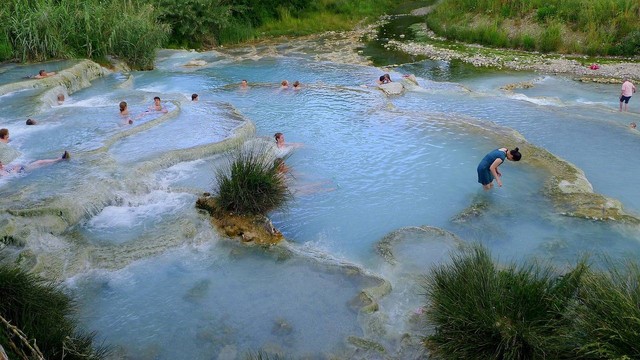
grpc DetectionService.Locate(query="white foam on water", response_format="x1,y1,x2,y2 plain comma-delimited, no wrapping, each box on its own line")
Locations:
86,190,193,230
507,92,564,106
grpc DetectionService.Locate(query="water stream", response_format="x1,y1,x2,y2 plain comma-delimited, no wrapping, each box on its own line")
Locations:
1,27,640,359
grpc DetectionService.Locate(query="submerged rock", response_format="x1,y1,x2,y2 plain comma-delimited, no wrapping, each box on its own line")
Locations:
378,82,405,96
184,59,207,67
195,195,284,245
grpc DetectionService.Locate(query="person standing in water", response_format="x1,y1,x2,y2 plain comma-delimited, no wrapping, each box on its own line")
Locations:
620,77,636,112
477,147,522,190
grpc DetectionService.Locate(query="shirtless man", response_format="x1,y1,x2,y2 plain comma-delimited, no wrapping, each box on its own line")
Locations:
147,96,168,113
34,70,56,79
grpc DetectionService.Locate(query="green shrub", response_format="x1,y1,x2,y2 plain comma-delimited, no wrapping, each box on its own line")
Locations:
423,244,584,359
521,34,536,51
614,30,640,56
0,32,13,61
215,145,292,216
538,23,562,52
0,265,108,360
567,261,640,359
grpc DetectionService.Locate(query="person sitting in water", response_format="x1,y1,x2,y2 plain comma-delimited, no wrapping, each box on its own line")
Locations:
26,119,37,125
33,69,56,79
191,93,199,102
147,96,168,113
377,74,392,85
57,94,65,105
240,79,249,89
120,101,137,124
631,122,637,130
274,132,303,158
0,151,70,177
280,80,289,89
477,147,522,190
292,81,301,90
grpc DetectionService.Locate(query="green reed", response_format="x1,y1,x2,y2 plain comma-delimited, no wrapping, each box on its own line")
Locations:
423,245,640,359
0,264,108,360
215,145,292,216
426,0,640,56
423,244,584,359
3,0,167,69
567,260,640,359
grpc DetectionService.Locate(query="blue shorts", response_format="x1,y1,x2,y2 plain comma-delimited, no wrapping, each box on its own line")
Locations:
620,95,631,103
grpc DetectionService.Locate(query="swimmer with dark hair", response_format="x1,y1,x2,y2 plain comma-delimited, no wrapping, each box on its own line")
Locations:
477,147,522,190
147,96,168,113
293,81,301,90
280,80,289,89
26,119,37,125
191,93,198,101
377,74,392,84
34,70,56,79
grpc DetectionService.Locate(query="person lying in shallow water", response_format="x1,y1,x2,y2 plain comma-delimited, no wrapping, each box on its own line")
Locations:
33,69,56,79
0,151,70,177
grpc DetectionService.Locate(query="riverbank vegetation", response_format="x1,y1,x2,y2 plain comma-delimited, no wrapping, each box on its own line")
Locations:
0,265,107,359
423,245,640,359
0,0,405,69
215,145,292,216
426,0,640,56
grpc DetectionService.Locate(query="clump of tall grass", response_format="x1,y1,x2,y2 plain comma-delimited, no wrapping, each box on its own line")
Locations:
3,0,167,69
567,260,640,359
426,0,640,56
423,244,585,359
0,264,108,359
215,144,292,216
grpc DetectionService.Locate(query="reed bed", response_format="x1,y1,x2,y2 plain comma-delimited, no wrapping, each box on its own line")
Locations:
426,0,640,56
2,0,167,69
422,245,640,359
0,265,108,359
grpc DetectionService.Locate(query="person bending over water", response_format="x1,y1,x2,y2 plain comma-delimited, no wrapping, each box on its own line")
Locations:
477,147,522,190
0,151,70,177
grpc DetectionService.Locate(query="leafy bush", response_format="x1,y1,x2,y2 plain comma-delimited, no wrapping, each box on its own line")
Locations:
614,30,640,56
536,5,557,23
423,244,584,359
538,23,562,53
154,0,234,47
0,265,108,360
215,145,292,216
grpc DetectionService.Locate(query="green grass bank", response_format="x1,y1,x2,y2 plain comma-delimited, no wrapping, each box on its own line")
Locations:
426,0,640,56
0,0,406,69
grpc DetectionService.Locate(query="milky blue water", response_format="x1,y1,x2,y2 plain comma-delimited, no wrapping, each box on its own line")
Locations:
2,48,640,358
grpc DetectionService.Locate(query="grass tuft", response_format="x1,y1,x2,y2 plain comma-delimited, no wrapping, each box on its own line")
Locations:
215,144,292,216
0,264,108,359
423,244,585,359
